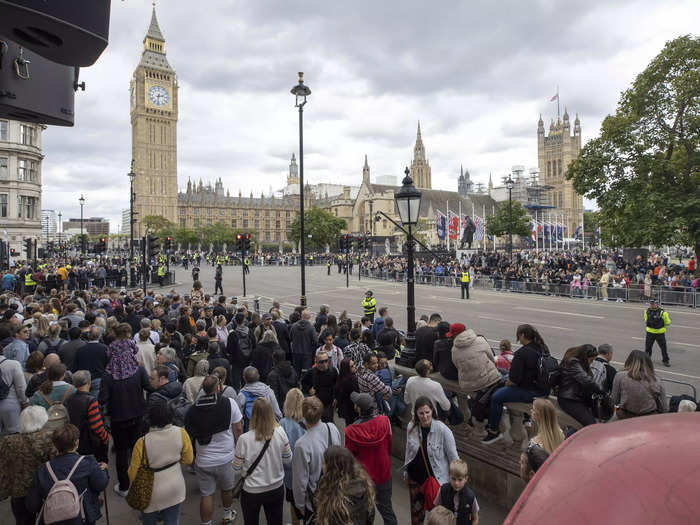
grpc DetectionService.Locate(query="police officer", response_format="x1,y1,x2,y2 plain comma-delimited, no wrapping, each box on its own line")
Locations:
327,258,331,275
644,298,671,367
214,263,223,295
361,290,377,322
157,263,165,286
24,266,36,294
460,265,470,300
243,257,250,274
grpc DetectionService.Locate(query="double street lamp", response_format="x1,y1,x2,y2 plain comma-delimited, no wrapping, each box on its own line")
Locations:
291,72,311,307
79,194,85,254
394,168,423,368
505,176,514,261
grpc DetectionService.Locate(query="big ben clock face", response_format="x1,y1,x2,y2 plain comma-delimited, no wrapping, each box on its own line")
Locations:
148,85,170,107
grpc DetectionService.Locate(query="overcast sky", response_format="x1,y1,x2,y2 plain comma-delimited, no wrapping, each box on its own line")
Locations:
41,0,699,231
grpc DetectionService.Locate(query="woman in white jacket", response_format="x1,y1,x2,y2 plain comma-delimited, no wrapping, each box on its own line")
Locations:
233,398,293,525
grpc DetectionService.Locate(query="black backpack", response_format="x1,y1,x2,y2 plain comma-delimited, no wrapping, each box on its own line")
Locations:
236,328,252,359
646,308,665,330
0,358,11,400
535,346,559,392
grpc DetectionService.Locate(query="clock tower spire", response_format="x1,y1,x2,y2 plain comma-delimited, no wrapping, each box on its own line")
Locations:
130,4,179,234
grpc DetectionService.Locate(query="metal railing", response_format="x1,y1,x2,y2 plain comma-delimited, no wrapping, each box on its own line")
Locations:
359,269,699,308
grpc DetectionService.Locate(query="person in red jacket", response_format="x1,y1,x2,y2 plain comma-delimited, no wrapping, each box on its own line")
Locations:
344,392,397,525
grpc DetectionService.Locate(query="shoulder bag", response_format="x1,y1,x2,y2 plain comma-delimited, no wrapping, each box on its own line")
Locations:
419,433,441,511
232,438,271,499
126,437,179,510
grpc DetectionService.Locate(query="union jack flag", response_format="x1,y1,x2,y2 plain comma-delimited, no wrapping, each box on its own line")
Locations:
473,215,485,241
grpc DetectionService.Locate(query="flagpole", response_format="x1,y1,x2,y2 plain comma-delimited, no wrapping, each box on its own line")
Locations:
459,200,462,252
446,200,450,252
557,85,560,120
582,214,585,251
548,212,552,251
492,205,496,252
482,203,486,251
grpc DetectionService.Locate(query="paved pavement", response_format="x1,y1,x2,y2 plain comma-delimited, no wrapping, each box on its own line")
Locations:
175,263,700,396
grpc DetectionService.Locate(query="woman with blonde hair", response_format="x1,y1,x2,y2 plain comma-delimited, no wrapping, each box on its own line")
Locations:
612,350,666,419
280,388,306,525
233,398,292,525
530,398,565,453
315,446,376,525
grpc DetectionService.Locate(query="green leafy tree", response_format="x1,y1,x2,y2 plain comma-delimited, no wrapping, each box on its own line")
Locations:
486,201,531,238
394,217,432,247
567,35,700,255
173,228,199,250
288,207,347,250
143,215,173,234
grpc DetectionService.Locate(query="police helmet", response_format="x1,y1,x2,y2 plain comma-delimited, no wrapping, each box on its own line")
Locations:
366,290,373,296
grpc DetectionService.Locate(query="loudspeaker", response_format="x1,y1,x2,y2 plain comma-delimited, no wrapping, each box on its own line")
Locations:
0,0,110,66
0,38,75,126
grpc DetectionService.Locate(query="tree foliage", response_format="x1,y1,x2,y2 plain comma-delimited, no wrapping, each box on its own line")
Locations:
567,35,700,254
288,207,347,250
486,201,531,238
143,215,173,233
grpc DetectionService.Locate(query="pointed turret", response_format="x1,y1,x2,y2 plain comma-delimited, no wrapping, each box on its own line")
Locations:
139,4,172,71
146,6,165,42
287,153,299,186
488,173,494,193
410,120,431,189
362,155,371,186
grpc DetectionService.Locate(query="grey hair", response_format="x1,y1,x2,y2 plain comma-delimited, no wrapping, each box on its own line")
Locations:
159,346,177,363
320,304,329,314
19,406,48,433
195,320,206,331
72,370,92,389
243,366,260,384
140,318,152,328
260,329,278,344
679,400,697,412
194,359,210,377
598,343,614,356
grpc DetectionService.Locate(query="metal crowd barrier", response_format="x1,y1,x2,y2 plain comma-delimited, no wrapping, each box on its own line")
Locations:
359,269,698,308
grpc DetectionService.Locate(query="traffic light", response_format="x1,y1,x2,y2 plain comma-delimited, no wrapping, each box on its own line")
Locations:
24,238,33,258
148,235,159,255
165,236,172,251
235,233,244,253
243,233,251,254
80,234,87,253
97,237,107,253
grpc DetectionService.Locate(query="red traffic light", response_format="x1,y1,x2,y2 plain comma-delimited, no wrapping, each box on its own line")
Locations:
236,233,243,240
244,233,251,240
167,236,172,241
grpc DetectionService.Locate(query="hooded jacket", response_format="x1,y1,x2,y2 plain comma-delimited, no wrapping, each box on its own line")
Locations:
344,478,376,525
267,360,298,408
451,329,501,392
237,381,283,420
344,414,392,486
290,319,317,356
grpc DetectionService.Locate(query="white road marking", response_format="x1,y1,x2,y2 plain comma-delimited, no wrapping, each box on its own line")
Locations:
630,336,700,348
513,306,604,319
478,315,575,332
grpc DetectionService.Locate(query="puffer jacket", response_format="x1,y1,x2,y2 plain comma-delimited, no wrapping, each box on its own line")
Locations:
344,478,376,525
557,357,603,402
451,329,501,392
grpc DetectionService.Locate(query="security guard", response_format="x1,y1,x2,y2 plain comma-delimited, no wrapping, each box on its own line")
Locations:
24,267,36,294
243,257,250,274
644,298,671,366
327,258,331,275
460,266,470,300
157,263,165,286
361,290,377,322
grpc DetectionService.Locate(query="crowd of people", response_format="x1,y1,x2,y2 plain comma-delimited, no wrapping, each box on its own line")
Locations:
0,253,693,525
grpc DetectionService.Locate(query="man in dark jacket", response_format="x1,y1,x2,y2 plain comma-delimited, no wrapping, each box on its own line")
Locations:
147,365,183,414
290,310,317,377
57,327,86,370
432,321,458,381
66,370,109,462
414,313,441,362
271,309,291,357
267,348,298,408
71,326,108,398
308,351,337,423
225,313,255,391
344,392,397,525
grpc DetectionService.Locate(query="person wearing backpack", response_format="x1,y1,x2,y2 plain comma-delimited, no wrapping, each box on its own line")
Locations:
483,324,551,445
237,366,282,433
644,298,671,367
226,312,255,391
37,323,66,356
30,362,77,411
0,347,29,435
26,423,109,525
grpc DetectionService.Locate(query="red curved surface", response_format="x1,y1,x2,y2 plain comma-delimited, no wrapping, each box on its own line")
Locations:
504,413,700,525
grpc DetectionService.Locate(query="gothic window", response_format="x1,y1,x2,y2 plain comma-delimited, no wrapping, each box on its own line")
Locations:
243,210,248,217
275,220,280,229
231,219,237,228
180,209,185,215
265,221,270,229
547,161,551,178
194,209,199,216
264,231,270,241
179,218,185,227
243,219,248,228
286,211,290,218
558,159,562,176
559,191,563,207
265,210,270,217
194,219,200,227
275,232,280,241
207,208,212,216
254,219,259,228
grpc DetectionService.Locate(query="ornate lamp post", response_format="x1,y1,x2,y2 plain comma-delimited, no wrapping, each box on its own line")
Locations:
394,167,422,368
128,161,136,261
79,194,85,254
291,72,311,306
506,176,514,261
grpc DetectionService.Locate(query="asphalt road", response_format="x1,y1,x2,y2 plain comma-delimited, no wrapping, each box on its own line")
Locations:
178,263,700,397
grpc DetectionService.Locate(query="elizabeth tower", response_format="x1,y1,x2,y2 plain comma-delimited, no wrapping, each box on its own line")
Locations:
130,6,179,235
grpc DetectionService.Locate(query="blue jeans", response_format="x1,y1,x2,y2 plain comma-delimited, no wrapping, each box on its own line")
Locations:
142,503,181,525
487,386,537,432
292,353,312,378
89,378,101,399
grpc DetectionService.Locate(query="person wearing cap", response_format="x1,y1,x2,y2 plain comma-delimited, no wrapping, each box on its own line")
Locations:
450,323,501,394
361,291,377,323
254,312,277,343
345,392,398,525
644,298,671,367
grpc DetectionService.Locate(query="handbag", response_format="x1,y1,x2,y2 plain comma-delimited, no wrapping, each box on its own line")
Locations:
419,436,441,511
126,437,179,511
232,438,271,499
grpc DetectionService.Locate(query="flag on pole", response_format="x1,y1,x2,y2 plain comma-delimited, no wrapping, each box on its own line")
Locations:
473,215,485,241
531,221,541,242
448,212,459,241
436,211,446,240
550,93,559,102
543,224,549,241
574,225,582,240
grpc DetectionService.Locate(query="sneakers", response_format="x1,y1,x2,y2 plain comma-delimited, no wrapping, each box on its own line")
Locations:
113,484,128,498
482,430,504,445
222,509,238,524
663,361,671,367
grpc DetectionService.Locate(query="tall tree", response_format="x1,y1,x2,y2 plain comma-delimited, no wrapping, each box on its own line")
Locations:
143,215,173,233
486,201,531,238
567,35,700,255
288,207,347,250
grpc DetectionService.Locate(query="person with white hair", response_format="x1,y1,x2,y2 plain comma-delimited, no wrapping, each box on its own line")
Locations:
0,406,56,525
678,399,697,412
183,359,210,403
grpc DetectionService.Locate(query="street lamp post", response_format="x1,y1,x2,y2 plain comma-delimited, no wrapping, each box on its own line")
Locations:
506,176,514,261
394,167,422,368
128,159,136,281
291,72,311,307
79,194,85,255
58,212,62,262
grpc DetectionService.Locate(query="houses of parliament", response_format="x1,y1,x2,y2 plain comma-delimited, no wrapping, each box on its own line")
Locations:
130,6,582,249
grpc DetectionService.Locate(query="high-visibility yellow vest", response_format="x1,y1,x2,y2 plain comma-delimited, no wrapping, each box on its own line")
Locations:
362,297,376,316
25,273,36,286
461,272,470,283
157,266,165,277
